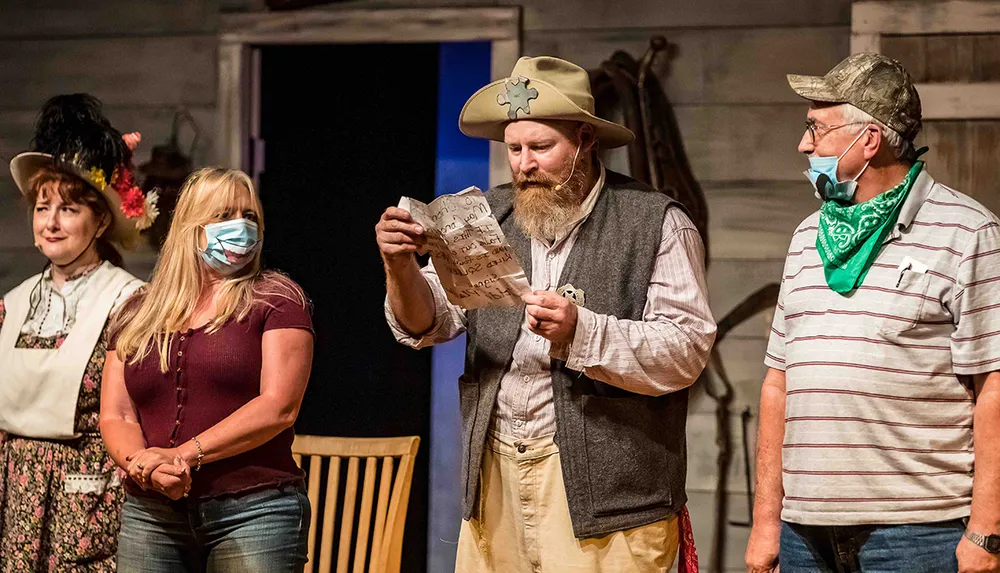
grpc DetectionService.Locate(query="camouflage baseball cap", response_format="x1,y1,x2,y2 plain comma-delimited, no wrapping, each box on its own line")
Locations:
787,53,922,141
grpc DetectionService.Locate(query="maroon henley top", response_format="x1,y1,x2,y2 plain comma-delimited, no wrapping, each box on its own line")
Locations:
114,282,313,499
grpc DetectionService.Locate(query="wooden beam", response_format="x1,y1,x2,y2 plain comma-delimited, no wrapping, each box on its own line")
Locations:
0,0,219,38
853,0,1000,35
220,7,521,45
517,0,850,31
217,43,249,170
527,26,849,106
850,32,881,54
0,36,217,109
917,82,1000,119
489,36,522,189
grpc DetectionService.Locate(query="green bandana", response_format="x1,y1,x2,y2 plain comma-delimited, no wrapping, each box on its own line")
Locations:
817,161,923,293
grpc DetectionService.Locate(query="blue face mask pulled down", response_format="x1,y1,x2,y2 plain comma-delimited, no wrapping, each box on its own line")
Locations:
804,124,872,203
200,218,259,275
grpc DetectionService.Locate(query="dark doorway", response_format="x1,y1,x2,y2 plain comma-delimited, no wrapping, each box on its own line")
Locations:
259,43,440,572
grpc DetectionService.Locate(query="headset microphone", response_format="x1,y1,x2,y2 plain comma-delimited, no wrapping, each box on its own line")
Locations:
554,144,582,192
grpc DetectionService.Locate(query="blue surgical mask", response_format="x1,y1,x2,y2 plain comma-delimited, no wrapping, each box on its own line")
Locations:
804,124,872,202
200,218,259,275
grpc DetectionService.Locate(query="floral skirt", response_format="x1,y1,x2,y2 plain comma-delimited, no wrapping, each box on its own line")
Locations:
0,433,123,572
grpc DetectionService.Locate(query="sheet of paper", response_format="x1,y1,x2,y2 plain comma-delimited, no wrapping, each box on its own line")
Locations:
399,186,530,310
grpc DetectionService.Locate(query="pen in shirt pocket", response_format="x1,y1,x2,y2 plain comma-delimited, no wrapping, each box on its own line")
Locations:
896,256,929,287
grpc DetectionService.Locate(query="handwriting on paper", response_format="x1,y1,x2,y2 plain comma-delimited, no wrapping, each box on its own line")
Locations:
399,187,529,309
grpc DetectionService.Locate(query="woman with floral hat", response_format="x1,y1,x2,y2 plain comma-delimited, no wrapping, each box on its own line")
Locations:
0,93,159,570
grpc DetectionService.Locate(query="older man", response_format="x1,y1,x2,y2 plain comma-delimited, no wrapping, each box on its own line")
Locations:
377,56,716,572
746,53,1000,573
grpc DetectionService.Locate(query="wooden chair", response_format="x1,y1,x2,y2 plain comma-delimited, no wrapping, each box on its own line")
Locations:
292,435,420,573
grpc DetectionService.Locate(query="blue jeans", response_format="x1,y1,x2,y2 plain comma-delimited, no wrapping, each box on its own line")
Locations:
779,519,964,573
116,483,310,573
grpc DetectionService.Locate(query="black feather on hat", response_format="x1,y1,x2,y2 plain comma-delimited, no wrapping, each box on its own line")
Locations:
30,93,133,184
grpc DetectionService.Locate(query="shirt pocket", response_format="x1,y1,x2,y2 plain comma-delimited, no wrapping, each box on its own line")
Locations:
878,270,932,335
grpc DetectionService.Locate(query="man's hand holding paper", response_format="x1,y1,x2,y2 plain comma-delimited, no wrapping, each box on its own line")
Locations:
395,186,530,310
375,206,427,263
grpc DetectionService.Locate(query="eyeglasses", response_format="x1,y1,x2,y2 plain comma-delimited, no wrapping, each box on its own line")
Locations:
804,119,867,145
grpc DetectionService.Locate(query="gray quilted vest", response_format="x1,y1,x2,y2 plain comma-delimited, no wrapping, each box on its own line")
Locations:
460,170,690,538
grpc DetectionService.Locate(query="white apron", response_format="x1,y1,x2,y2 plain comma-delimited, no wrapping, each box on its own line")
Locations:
0,263,142,439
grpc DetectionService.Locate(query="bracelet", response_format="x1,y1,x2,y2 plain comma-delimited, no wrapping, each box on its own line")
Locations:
190,437,204,472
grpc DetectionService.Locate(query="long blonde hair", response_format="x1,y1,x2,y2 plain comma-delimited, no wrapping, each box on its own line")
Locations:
114,167,303,372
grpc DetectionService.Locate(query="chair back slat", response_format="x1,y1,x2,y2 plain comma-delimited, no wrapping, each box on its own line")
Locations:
352,457,378,573
318,457,342,573
369,457,394,573
336,457,360,573
292,435,419,573
379,451,415,572
305,455,323,573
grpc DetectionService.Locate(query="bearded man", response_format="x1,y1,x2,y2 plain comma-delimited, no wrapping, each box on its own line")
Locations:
377,56,716,572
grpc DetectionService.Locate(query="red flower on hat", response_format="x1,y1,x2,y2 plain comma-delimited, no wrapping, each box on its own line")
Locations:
119,186,146,218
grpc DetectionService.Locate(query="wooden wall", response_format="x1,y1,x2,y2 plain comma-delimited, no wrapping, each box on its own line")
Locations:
881,32,1000,215
0,1,222,289
9,1,997,572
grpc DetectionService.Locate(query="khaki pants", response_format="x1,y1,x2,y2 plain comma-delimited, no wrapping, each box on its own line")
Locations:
456,432,679,573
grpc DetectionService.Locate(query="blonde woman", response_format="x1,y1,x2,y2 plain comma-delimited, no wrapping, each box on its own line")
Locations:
100,167,314,572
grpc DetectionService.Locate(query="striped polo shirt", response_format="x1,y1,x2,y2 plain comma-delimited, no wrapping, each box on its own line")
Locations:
766,169,1000,526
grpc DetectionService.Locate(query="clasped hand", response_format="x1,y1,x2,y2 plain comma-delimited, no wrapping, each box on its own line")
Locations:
126,447,192,500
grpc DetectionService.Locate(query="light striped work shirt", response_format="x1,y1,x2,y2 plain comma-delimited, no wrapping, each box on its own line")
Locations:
766,169,1000,525
387,164,716,438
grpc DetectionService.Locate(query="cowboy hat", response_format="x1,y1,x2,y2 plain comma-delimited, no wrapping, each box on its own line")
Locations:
459,56,635,148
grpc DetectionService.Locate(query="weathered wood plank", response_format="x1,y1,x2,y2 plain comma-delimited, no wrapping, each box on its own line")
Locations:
853,0,1000,35
915,83,1000,120
0,0,220,38
690,336,769,415
686,412,758,494
879,35,927,81
917,120,1000,214
881,33,1000,82
220,0,267,11
217,43,249,170
220,7,520,44
705,182,818,261
850,32,881,55
515,0,850,31
674,104,813,182
707,258,785,340
0,36,217,109
707,258,785,327
975,34,1000,80
525,26,848,105
926,34,977,83
685,490,754,572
